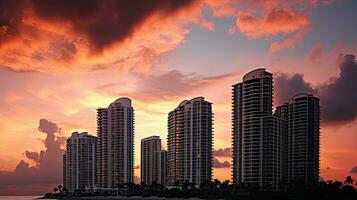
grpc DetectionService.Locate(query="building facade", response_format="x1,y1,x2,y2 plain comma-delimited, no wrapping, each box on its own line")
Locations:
97,97,134,188
232,68,283,191
276,93,320,185
167,97,213,186
63,154,67,189
64,132,97,192
157,150,168,186
141,136,161,185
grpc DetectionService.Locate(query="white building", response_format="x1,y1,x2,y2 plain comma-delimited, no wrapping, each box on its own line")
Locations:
141,136,167,185
97,97,134,188
232,68,283,191
64,132,97,192
167,97,213,186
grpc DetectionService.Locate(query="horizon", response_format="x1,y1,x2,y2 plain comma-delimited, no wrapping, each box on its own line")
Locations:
0,0,357,196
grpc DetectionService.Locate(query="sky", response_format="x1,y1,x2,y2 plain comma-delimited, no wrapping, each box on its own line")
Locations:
0,0,357,195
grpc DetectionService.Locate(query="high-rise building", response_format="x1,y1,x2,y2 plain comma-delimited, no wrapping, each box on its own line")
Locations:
141,136,161,185
232,68,283,191
97,97,135,188
65,132,97,192
157,150,168,186
63,153,67,189
167,97,213,186
276,93,320,185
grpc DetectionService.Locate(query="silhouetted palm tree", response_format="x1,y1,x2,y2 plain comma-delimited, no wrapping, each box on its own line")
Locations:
214,179,221,188
344,176,355,185
221,180,230,189
58,185,63,192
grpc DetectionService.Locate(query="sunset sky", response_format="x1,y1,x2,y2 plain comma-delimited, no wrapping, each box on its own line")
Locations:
0,0,357,195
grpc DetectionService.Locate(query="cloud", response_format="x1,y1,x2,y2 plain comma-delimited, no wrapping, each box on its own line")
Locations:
1,0,194,53
134,165,140,170
0,119,65,195
237,7,309,38
204,0,236,17
275,54,357,125
274,73,317,105
228,25,236,35
309,43,324,62
269,28,308,52
213,158,231,168
233,1,323,52
24,151,40,163
214,148,231,157
97,70,241,102
350,166,357,174
0,0,201,73
319,54,357,124
197,19,215,31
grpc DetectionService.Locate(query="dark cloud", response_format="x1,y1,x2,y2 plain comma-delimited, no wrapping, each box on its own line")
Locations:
319,54,357,124
274,73,316,105
350,166,357,174
275,54,357,125
0,119,65,195
0,0,26,38
1,0,194,53
214,148,231,157
25,151,40,163
213,158,231,168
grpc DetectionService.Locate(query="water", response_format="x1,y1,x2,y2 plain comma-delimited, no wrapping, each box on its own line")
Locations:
0,197,51,200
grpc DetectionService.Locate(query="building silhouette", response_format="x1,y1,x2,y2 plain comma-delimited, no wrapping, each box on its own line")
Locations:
64,132,97,192
63,154,67,189
232,68,283,191
157,150,168,186
141,136,164,185
97,97,134,188
167,97,213,186
276,93,320,185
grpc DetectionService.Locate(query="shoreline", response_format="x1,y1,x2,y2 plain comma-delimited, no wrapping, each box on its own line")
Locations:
38,196,203,200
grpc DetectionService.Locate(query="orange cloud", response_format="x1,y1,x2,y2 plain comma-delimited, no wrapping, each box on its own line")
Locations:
269,28,308,52
204,0,237,17
197,19,215,31
0,0,203,73
237,7,310,38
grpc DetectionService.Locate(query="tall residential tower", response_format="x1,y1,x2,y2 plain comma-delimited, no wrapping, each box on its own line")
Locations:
167,97,213,186
232,68,283,191
64,132,97,192
276,93,320,185
97,98,135,188
141,136,164,185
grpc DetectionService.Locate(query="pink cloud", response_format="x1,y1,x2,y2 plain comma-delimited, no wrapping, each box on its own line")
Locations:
237,7,309,38
269,28,308,52
309,43,324,62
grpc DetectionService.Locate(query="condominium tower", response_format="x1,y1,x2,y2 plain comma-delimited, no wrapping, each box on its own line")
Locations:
157,150,168,186
276,93,320,185
141,136,166,185
97,97,134,188
167,97,213,186
64,132,97,192
232,68,283,191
